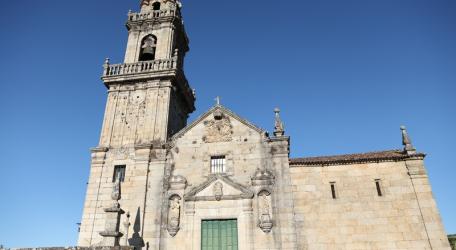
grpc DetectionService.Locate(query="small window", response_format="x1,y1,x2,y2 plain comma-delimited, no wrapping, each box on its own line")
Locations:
113,165,126,182
375,179,383,197
330,182,337,199
211,156,226,174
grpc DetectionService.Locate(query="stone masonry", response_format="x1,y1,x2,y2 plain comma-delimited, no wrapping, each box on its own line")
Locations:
77,0,451,249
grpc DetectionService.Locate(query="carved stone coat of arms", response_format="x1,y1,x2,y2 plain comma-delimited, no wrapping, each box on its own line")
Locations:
203,116,233,143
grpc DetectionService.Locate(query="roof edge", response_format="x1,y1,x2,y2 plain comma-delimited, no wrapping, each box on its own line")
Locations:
171,104,266,142
290,149,426,167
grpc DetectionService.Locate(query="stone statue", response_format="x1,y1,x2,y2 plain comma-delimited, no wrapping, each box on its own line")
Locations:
167,196,181,236
169,197,180,227
258,191,273,233
213,182,223,201
260,193,270,215
273,108,285,136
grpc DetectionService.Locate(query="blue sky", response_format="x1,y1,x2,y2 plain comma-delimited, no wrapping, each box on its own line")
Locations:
0,0,455,247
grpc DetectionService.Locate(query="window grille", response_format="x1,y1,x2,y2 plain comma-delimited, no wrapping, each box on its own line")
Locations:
211,156,226,174
113,165,126,182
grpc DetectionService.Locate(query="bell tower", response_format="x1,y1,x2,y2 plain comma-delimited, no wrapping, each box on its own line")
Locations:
99,0,194,147
78,0,194,247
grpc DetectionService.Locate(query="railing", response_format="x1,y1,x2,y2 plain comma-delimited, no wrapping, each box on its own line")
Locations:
103,58,180,77
128,10,177,22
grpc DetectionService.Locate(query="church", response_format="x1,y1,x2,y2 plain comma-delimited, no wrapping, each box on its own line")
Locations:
77,0,451,249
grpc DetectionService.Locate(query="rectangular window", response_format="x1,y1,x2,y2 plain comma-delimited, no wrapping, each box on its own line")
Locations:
375,179,383,197
330,182,337,199
211,156,226,174
113,165,126,182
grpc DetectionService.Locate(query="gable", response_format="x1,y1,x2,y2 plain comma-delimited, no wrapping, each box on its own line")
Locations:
184,175,254,201
171,104,266,143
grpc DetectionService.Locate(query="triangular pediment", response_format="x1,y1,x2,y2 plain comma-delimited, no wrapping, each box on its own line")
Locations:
184,174,254,201
171,104,266,143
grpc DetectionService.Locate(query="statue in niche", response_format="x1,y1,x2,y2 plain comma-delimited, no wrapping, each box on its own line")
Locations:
260,193,270,215
167,195,181,236
213,182,223,201
258,191,273,233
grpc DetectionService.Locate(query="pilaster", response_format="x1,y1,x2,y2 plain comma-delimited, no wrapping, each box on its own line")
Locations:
406,158,451,249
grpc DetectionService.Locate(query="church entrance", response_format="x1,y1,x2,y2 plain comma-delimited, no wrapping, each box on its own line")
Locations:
201,219,238,250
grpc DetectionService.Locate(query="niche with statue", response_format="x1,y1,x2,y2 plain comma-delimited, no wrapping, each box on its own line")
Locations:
258,190,273,233
167,195,182,237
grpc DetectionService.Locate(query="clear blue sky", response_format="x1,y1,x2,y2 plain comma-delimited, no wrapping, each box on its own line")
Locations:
0,0,455,247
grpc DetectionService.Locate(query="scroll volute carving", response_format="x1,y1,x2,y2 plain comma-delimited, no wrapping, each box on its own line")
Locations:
167,195,181,237
258,190,273,233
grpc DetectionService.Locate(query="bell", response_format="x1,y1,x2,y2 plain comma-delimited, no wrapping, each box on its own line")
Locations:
143,46,155,56
140,46,156,61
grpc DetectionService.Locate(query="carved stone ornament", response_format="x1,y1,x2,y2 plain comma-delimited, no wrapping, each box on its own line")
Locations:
112,146,129,160
251,168,275,187
213,182,223,201
258,190,273,233
168,175,187,190
203,116,233,143
167,195,181,237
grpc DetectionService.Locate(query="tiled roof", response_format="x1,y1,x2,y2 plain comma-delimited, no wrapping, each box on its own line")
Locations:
290,150,425,166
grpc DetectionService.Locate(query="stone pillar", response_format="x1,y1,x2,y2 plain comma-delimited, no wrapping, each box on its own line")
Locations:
78,147,108,246
99,178,124,246
406,158,451,250
269,136,300,250
240,199,254,250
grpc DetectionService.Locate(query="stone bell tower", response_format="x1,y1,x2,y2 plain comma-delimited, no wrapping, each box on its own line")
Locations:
78,0,194,247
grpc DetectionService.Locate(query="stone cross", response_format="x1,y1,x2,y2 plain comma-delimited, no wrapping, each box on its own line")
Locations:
215,96,221,105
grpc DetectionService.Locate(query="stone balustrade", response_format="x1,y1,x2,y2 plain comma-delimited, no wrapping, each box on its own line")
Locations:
103,58,180,77
128,10,177,22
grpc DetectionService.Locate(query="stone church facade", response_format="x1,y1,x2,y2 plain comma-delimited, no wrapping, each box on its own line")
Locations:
77,0,451,249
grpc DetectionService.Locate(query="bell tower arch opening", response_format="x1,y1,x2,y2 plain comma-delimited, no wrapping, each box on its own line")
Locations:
139,35,157,61
152,2,161,11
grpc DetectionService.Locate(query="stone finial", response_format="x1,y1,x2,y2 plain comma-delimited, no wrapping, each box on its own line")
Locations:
104,58,110,66
273,108,285,137
215,96,221,106
401,125,416,155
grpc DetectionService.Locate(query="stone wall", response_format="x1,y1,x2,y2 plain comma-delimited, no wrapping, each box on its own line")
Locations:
160,106,298,250
290,159,450,249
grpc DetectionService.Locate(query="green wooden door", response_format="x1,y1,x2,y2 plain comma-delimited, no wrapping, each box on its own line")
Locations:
201,219,238,250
